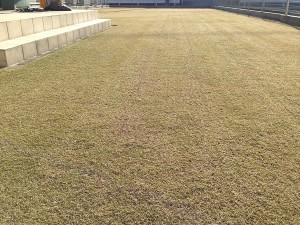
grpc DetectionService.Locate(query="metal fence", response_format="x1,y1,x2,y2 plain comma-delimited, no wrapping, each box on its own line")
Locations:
214,0,300,16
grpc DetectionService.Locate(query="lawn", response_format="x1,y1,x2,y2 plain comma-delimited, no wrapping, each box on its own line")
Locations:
0,8,299,224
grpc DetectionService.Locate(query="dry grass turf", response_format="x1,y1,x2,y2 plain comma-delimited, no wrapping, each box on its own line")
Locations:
0,8,300,224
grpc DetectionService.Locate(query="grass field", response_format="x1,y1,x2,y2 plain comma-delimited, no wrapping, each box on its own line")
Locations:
0,8,300,224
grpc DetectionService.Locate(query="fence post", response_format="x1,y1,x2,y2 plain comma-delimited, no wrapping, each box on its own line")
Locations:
285,0,290,16
261,0,265,12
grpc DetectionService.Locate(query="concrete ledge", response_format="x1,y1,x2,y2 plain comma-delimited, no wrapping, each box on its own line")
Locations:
0,45,23,68
0,19,111,68
0,22,9,41
216,6,300,27
7,20,23,39
0,10,100,42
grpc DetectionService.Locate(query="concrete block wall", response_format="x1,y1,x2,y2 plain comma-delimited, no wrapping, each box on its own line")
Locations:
0,11,98,41
0,10,111,68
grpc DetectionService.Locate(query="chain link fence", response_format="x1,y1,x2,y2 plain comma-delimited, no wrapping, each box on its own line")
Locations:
214,0,300,16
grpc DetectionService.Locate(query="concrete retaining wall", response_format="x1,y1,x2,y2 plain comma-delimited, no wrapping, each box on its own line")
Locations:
216,6,300,27
0,10,111,68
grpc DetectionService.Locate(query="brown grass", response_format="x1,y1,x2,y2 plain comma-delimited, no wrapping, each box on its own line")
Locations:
0,8,299,224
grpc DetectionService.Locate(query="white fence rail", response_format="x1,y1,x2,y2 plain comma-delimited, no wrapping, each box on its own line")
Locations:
214,0,300,16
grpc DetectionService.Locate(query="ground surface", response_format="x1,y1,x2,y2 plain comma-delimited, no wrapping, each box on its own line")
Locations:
0,8,300,224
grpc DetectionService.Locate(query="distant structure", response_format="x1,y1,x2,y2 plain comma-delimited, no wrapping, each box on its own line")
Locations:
65,0,178,6
64,0,213,7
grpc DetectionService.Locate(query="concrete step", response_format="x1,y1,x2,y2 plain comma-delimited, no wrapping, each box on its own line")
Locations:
0,10,98,42
0,18,111,67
